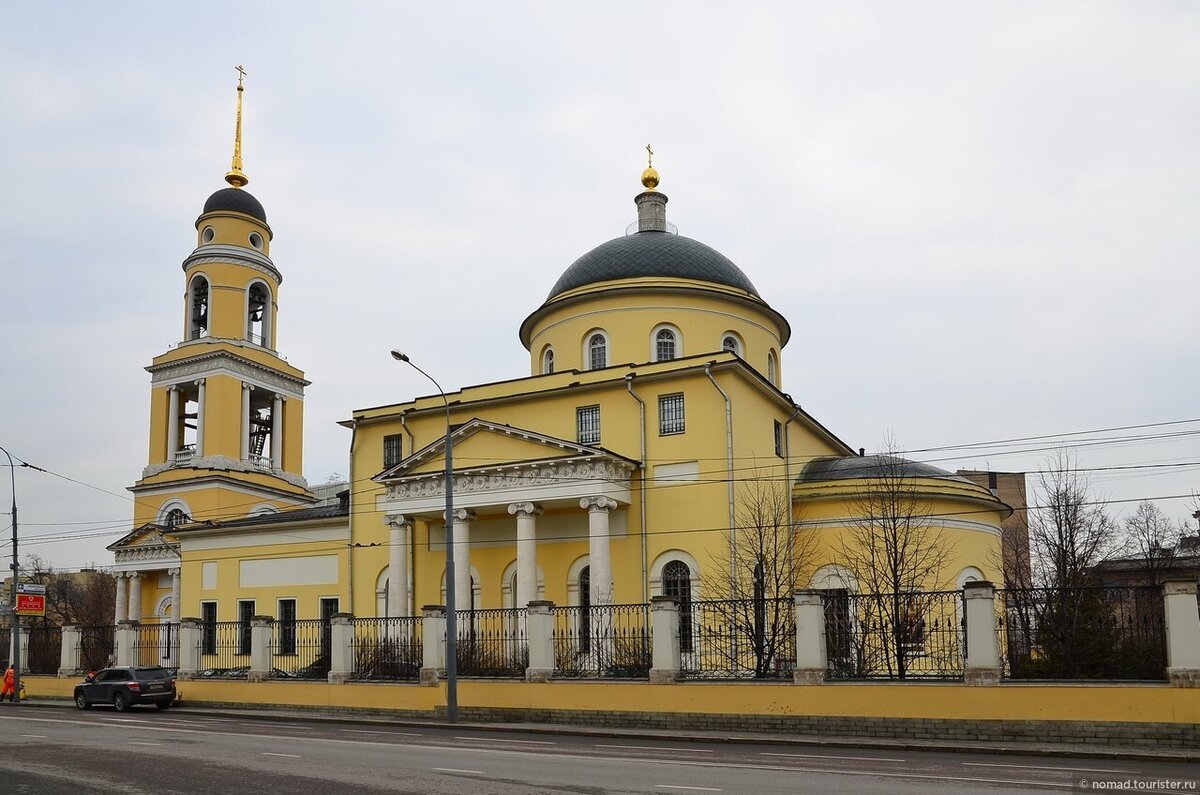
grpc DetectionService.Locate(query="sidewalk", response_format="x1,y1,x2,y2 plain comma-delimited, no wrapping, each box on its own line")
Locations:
13,698,1199,763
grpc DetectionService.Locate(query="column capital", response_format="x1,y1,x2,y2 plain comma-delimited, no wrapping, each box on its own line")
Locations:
114,571,126,580
446,508,477,523
580,496,617,513
167,384,180,393
242,382,254,391
507,502,543,518
168,567,181,577
126,571,142,579
193,377,206,386
384,513,415,529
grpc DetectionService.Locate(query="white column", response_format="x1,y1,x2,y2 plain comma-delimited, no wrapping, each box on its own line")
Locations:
128,572,142,623
385,514,411,618
240,383,252,460
270,393,283,469
166,386,180,460
580,496,617,606
1165,580,1200,687
114,572,128,624
963,580,1002,685
194,379,206,457
170,567,182,624
793,590,827,684
649,595,681,683
508,502,543,608
450,509,477,614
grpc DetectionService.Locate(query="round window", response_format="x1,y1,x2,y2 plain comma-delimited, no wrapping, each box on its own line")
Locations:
248,232,263,250
201,226,215,244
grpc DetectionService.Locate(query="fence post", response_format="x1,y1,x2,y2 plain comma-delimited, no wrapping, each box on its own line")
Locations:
328,613,355,684
649,596,681,683
18,626,31,672
420,605,446,687
115,620,138,667
1164,580,1200,687
59,626,81,677
176,618,202,680
524,601,555,683
963,581,1001,685
247,616,274,682
793,590,826,684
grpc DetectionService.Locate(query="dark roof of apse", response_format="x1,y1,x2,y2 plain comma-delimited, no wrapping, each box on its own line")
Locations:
796,455,973,485
203,187,268,223
546,231,760,300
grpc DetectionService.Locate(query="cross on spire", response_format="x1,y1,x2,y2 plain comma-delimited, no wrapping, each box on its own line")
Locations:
646,143,654,168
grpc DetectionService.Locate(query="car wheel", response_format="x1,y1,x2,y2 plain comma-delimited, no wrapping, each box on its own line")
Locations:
156,701,170,710
74,691,91,711
113,692,129,712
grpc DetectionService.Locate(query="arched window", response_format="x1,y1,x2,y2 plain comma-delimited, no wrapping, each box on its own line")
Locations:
655,329,677,362
246,282,271,347
579,566,591,653
662,560,693,653
588,333,607,370
164,508,189,528
721,335,740,355
542,347,555,375
767,350,778,385
188,276,209,341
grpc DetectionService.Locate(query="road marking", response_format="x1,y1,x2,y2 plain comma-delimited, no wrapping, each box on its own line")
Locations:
262,752,302,758
760,751,906,763
597,744,714,753
455,736,555,745
433,767,485,775
655,787,722,792
963,762,1138,774
19,734,47,738
105,718,139,723
129,741,163,746
341,729,423,736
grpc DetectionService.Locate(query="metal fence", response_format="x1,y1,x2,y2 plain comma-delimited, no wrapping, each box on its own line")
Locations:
996,586,1167,681
197,620,252,678
271,618,330,679
75,625,115,674
456,608,527,677
26,625,63,674
351,617,423,681
0,627,10,667
133,623,179,669
553,603,651,678
679,598,796,680
822,590,964,680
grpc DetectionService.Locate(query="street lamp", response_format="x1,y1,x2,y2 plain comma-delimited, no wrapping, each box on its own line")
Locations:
1,444,21,704
390,350,458,723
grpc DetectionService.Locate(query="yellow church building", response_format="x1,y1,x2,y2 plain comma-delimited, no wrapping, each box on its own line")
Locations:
108,78,1011,642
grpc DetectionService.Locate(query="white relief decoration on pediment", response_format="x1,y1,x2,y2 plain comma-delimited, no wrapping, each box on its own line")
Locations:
148,353,308,395
384,459,634,501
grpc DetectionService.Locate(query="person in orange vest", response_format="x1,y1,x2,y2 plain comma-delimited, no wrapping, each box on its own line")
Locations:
1,665,14,703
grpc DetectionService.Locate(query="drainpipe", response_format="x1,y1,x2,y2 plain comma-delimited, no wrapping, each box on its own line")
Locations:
347,420,358,614
625,373,649,602
704,363,736,597
400,411,416,615
782,402,803,591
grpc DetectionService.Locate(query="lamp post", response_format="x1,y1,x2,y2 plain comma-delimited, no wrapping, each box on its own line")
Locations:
1,445,20,704
390,350,457,722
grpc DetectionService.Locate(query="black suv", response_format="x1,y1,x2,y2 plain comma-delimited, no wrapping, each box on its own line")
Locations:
74,667,176,712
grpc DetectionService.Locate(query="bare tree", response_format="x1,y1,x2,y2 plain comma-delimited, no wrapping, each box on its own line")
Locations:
23,555,115,627
1117,501,1195,586
1028,450,1116,588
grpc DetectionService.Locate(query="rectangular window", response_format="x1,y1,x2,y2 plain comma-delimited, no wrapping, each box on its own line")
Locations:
237,600,255,655
774,420,784,458
383,434,403,468
277,598,297,656
576,405,601,445
658,393,685,436
200,602,217,656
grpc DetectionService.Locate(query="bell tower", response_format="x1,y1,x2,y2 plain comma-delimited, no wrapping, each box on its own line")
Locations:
130,68,314,530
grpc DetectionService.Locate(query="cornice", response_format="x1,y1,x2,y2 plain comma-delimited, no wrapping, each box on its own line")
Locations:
136,456,311,492
182,243,282,284
384,458,636,502
146,349,310,395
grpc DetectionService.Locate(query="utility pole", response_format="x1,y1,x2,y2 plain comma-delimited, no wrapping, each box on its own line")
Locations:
1,445,20,704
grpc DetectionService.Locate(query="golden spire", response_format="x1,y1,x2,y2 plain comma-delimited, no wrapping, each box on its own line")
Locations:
224,65,249,188
641,143,660,191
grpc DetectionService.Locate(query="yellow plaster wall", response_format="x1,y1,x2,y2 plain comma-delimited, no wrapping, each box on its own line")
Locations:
147,387,168,465
283,398,304,474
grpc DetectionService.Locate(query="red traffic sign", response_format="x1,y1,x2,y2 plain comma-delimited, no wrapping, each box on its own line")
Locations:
16,593,45,617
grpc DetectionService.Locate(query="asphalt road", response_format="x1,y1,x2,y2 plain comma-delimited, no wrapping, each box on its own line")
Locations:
0,705,1195,794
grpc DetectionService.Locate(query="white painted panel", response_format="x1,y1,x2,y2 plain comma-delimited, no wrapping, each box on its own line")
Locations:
654,461,699,484
201,562,217,590
239,555,339,588
157,572,173,589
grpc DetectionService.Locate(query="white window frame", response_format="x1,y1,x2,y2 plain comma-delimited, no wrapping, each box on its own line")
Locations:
658,392,686,436
720,332,742,356
650,323,682,362
767,349,779,385
576,404,601,445
541,346,555,375
584,330,609,370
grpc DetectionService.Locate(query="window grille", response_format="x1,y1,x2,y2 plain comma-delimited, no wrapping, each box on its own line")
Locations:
658,393,685,435
383,434,403,468
588,334,607,370
165,508,189,528
774,420,783,458
663,560,693,653
201,602,217,656
278,599,297,655
656,329,677,361
722,336,739,354
543,348,554,374
577,405,601,445
237,600,255,655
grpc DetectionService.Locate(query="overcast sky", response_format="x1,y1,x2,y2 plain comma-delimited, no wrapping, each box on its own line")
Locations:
2,2,1198,571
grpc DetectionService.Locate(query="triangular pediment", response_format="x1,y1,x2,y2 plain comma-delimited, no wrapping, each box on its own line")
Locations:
107,523,177,552
376,418,634,481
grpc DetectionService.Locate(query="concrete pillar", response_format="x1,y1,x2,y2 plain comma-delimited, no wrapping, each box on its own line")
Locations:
420,605,446,686
194,378,206,457
167,386,180,459
115,620,138,667
1165,580,1200,687
170,568,182,625
328,613,355,684
649,595,681,684
963,581,1002,685
247,616,274,682
385,514,411,618
508,502,543,608
18,627,30,671
270,393,283,469
176,618,202,679
524,601,555,682
240,383,251,460
114,573,128,624
127,573,142,623
59,625,82,677
450,509,477,617
580,496,617,606
793,590,827,684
